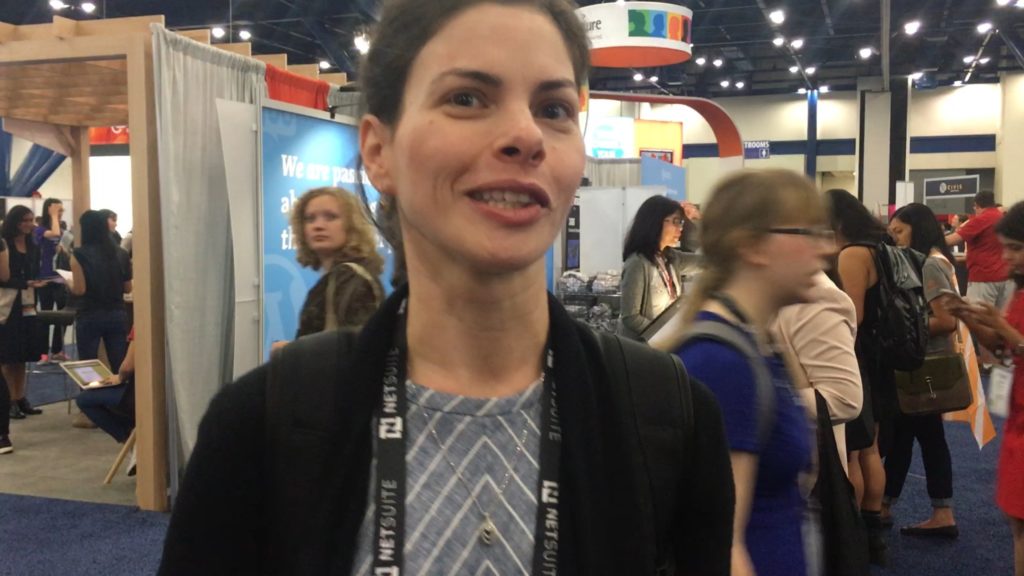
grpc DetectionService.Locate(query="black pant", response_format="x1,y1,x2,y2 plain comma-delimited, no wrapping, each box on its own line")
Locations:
883,412,953,505
37,282,68,354
0,370,9,436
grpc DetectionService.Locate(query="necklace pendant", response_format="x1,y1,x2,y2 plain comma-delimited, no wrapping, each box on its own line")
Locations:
479,515,497,546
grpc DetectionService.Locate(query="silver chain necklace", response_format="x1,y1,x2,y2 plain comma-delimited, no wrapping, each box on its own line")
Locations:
420,406,532,546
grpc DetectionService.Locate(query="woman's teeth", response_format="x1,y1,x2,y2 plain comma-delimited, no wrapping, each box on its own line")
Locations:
471,190,536,209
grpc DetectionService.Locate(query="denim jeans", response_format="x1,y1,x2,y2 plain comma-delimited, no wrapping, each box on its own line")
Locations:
75,309,129,373
76,384,132,443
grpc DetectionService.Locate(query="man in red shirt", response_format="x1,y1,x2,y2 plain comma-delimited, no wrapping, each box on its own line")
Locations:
946,191,1014,346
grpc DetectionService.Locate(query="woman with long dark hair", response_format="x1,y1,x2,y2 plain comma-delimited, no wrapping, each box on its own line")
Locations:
883,203,960,537
33,198,70,362
826,188,892,566
0,205,48,420
619,195,699,340
70,210,132,376
949,202,1024,574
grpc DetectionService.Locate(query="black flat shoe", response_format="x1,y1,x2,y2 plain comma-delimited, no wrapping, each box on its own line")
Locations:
881,515,894,528
16,399,41,416
9,405,25,420
900,524,959,539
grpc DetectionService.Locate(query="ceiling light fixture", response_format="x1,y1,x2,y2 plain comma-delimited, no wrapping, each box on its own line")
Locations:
798,88,808,94
769,9,785,24
49,0,67,9
805,66,817,75
963,55,976,63
953,80,964,86
910,71,924,80
1017,0,1024,8
980,57,992,64
695,56,707,66
820,86,831,93
211,27,226,39
319,60,331,70
773,36,785,47
904,20,921,35
736,81,746,89
238,30,252,41
720,80,731,88
81,2,96,13
859,47,873,59
789,65,799,73
977,22,994,33
790,38,804,50
712,58,724,68
633,72,644,81
354,33,371,54
997,0,1012,5
649,75,659,83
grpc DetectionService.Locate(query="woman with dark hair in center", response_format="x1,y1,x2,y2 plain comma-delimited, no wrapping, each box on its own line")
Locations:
70,210,132,377
619,195,700,341
825,188,893,566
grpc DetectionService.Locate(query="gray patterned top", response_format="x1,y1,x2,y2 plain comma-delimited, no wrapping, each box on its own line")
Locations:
351,379,543,575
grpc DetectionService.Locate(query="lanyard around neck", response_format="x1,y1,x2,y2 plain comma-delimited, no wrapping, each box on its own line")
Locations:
372,301,563,575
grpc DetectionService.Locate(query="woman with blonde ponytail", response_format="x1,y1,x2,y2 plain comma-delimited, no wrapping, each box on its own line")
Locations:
659,169,833,576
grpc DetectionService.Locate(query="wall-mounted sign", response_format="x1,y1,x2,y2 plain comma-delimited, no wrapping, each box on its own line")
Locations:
640,149,674,164
743,140,770,160
577,2,693,68
585,116,635,159
924,175,979,199
90,126,130,145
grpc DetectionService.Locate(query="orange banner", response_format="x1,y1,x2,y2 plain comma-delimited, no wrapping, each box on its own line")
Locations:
90,126,130,145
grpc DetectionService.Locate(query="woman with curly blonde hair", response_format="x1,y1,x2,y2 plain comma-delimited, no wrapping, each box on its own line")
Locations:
288,186,384,339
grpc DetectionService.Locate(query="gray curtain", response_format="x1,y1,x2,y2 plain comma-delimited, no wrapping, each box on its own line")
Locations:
584,157,642,188
152,25,266,472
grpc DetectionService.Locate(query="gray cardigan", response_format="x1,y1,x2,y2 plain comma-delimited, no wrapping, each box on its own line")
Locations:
618,249,701,340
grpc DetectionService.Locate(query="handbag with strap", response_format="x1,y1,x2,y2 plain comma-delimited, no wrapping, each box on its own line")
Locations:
0,287,17,324
894,323,971,415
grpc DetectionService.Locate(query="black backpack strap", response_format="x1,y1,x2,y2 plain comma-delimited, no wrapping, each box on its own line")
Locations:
679,320,776,448
597,330,692,575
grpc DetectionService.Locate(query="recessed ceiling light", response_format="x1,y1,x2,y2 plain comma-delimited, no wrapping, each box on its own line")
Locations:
354,33,371,55
773,36,785,47
633,72,644,81
695,57,707,66
859,47,873,59
904,20,922,35
319,60,331,70
769,9,785,24
997,0,1012,5
963,55,976,63
910,71,924,80
977,22,993,33
820,86,831,93
720,80,731,88
790,38,804,50
712,58,724,68
789,65,799,73
81,2,96,13
49,0,67,9
649,75,659,83
953,80,964,86
806,66,817,75
736,81,746,89
980,57,992,64
238,30,252,41
798,88,808,94
211,27,226,39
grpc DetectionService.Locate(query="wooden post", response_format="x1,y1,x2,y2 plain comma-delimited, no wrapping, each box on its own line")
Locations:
127,34,168,512
69,126,90,244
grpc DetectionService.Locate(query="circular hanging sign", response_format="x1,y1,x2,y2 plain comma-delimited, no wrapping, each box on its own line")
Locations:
577,2,694,68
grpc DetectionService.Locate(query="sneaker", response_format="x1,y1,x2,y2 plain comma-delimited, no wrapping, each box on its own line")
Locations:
16,398,42,416
126,446,137,477
9,405,25,420
71,412,97,429
37,354,51,365
50,352,70,363
0,435,12,454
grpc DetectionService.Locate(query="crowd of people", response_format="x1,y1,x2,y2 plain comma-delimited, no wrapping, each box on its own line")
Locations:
1,0,1021,574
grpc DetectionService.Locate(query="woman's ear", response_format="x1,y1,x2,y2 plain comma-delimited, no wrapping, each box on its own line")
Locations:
736,235,772,268
360,115,395,197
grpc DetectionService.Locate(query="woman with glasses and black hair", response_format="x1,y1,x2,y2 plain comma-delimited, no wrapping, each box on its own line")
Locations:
619,195,700,341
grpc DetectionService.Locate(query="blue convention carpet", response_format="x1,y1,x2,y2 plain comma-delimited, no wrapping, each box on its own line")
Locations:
872,417,1012,575
0,494,169,576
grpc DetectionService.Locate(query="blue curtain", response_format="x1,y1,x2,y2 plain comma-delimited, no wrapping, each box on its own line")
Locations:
0,123,11,197
8,143,66,197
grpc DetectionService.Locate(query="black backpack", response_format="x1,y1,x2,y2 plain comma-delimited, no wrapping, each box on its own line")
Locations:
266,326,695,574
865,243,929,372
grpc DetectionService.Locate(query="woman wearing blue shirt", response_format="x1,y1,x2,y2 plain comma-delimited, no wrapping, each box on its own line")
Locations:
659,169,832,575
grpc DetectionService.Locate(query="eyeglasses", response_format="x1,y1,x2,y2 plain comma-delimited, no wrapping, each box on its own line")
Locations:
769,227,835,242
664,217,684,228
